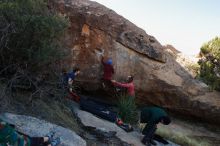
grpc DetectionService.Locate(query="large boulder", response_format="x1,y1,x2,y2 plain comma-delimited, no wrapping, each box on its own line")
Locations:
49,0,220,124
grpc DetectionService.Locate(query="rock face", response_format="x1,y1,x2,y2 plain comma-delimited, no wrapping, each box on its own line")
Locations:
164,45,200,78
49,0,220,124
0,113,86,146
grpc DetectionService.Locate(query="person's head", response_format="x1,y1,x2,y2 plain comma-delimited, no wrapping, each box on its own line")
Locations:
127,75,134,83
73,67,80,75
106,59,113,65
160,116,171,125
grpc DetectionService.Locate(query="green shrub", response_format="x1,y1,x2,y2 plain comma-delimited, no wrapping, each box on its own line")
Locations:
198,37,220,91
0,0,68,74
0,0,69,100
200,37,220,59
117,95,138,124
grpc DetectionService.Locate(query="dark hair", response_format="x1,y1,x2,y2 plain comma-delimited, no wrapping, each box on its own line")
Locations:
161,116,171,125
127,75,134,83
73,67,80,72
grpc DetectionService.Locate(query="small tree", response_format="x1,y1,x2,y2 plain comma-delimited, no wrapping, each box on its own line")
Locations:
198,37,220,90
0,0,69,100
117,94,138,124
0,0,68,74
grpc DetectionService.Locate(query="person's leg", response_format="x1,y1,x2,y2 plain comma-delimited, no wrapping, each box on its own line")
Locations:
69,91,80,102
103,79,113,90
30,137,52,146
102,78,106,88
142,125,157,146
30,137,46,146
106,79,120,97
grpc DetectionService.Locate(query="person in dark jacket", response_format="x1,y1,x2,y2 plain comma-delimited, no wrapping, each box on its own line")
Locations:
140,107,171,146
62,68,81,102
101,56,114,88
0,120,60,146
66,67,80,92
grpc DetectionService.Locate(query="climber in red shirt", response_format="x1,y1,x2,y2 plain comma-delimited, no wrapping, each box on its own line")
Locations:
101,56,114,88
111,75,135,98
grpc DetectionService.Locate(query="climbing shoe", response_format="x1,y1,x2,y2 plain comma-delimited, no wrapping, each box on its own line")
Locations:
50,137,61,146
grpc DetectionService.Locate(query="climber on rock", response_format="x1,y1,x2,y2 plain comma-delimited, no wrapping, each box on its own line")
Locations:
67,67,80,91
140,106,171,146
101,55,114,89
62,67,81,102
0,120,60,146
111,75,135,98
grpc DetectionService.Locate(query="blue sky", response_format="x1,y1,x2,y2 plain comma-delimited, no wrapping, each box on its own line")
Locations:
92,0,220,55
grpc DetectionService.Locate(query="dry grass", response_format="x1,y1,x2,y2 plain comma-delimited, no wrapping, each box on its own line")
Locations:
0,85,80,133
156,126,211,146
139,123,213,146
31,99,81,132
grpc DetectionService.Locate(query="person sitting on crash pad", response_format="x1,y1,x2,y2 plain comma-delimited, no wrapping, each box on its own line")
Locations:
111,75,135,98
140,107,171,146
63,67,80,102
101,55,114,88
0,120,60,146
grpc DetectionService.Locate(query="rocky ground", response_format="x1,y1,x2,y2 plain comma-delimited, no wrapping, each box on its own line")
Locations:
156,117,220,146
0,86,219,146
0,113,86,146
0,101,179,146
1,98,219,146
0,92,132,146
70,100,179,146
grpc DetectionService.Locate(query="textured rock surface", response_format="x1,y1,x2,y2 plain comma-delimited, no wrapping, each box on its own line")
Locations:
164,45,200,78
49,0,220,124
71,101,180,146
0,113,86,146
